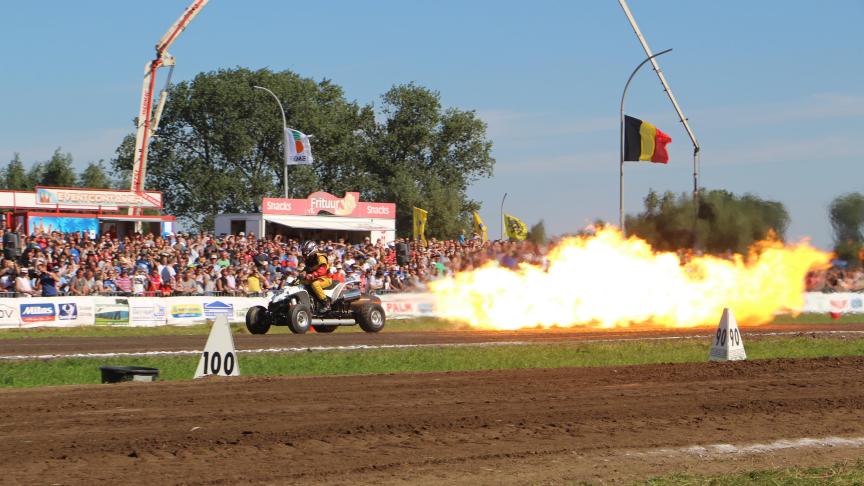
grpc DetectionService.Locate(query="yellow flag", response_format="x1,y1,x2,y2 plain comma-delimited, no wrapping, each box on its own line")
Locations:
472,211,487,242
413,207,428,243
504,213,528,241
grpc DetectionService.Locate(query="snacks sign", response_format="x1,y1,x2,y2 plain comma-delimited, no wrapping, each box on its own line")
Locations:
263,192,395,219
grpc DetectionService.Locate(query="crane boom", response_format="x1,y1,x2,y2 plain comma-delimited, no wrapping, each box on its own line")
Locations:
617,0,699,152
129,0,208,203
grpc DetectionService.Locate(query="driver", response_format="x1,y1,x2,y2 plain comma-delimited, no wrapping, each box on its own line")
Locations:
301,240,332,312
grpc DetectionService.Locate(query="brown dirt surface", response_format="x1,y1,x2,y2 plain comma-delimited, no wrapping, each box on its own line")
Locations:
3,323,864,358
2,357,864,484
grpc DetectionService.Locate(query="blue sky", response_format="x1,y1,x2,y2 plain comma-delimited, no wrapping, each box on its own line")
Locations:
0,1,861,249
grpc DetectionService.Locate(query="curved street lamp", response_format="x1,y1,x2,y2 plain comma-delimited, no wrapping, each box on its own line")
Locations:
254,85,290,198
619,48,672,236
500,192,508,240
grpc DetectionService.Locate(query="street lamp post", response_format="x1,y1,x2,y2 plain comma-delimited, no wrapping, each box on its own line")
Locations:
619,48,672,236
254,85,290,198
500,192,508,240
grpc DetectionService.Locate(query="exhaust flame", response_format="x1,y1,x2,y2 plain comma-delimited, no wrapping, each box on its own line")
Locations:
429,228,830,330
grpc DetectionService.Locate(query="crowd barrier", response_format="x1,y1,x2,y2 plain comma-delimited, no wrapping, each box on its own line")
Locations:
0,292,859,329
0,293,437,329
803,292,864,314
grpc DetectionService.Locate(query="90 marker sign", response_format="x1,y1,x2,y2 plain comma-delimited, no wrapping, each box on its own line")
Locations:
715,328,741,347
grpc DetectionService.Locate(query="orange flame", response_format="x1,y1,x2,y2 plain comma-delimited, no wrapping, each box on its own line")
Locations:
429,228,830,330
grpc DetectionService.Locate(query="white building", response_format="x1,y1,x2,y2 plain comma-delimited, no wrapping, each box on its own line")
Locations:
214,191,396,244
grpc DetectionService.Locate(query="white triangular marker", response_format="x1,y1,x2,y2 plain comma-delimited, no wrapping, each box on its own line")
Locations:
194,315,240,378
709,308,746,361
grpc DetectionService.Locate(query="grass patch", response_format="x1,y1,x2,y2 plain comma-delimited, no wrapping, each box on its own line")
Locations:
2,336,864,389
1,313,861,341
769,312,864,325
636,459,864,485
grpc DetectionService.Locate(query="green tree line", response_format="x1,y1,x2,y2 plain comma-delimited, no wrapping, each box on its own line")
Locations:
111,67,495,237
2,149,116,190
626,188,864,267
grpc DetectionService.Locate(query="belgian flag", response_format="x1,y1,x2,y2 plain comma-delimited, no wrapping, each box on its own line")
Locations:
624,115,672,164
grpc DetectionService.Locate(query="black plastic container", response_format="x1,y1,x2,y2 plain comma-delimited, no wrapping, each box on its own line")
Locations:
99,366,160,384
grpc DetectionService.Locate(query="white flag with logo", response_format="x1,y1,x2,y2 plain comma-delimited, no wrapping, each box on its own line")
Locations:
284,128,313,165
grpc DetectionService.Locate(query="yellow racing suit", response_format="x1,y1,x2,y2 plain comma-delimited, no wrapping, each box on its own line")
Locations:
305,252,332,303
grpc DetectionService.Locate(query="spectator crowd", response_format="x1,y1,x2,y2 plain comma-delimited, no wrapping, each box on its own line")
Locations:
1,223,861,298
0,225,545,298
806,267,864,293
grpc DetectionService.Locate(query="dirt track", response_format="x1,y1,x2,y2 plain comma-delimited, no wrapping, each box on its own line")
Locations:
3,356,864,484
4,323,864,358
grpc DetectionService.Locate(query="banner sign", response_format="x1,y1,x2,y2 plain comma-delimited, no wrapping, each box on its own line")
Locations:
204,300,233,318
29,215,98,239
262,192,395,219
19,302,56,323
35,187,163,209
0,302,18,328
129,300,167,327
802,292,864,313
1,292,860,329
54,299,95,327
380,293,437,319
94,297,130,325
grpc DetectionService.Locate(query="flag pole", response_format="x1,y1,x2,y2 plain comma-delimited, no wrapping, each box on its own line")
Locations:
619,48,672,236
500,192,508,240
618,0,701,242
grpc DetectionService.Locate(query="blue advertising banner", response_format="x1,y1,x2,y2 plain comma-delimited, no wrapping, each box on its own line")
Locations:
29,216,98,238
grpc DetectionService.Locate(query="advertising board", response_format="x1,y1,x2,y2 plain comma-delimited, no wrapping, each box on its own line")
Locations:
35,187,163,209
262,191,395,219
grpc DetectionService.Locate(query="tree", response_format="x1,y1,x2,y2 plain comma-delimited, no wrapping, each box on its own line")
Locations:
113,67,381,230
4,153,29,190
112,69,495,234
528,220,547,245
369,83,494,238
40,148,77,187
78,160,112,189
626,189,790,254
26,163,45,190
829,192,864,267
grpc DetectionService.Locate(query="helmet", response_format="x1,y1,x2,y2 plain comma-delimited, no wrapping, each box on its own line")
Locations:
301,240,318,257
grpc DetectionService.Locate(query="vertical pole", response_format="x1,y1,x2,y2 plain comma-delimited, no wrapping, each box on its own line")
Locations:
283,128,290,198
500,192,508,240
620,111,625,235
692,147,701,247
254,86,289,199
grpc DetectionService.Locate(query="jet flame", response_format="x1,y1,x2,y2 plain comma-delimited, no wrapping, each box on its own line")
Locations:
429,228,830,330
